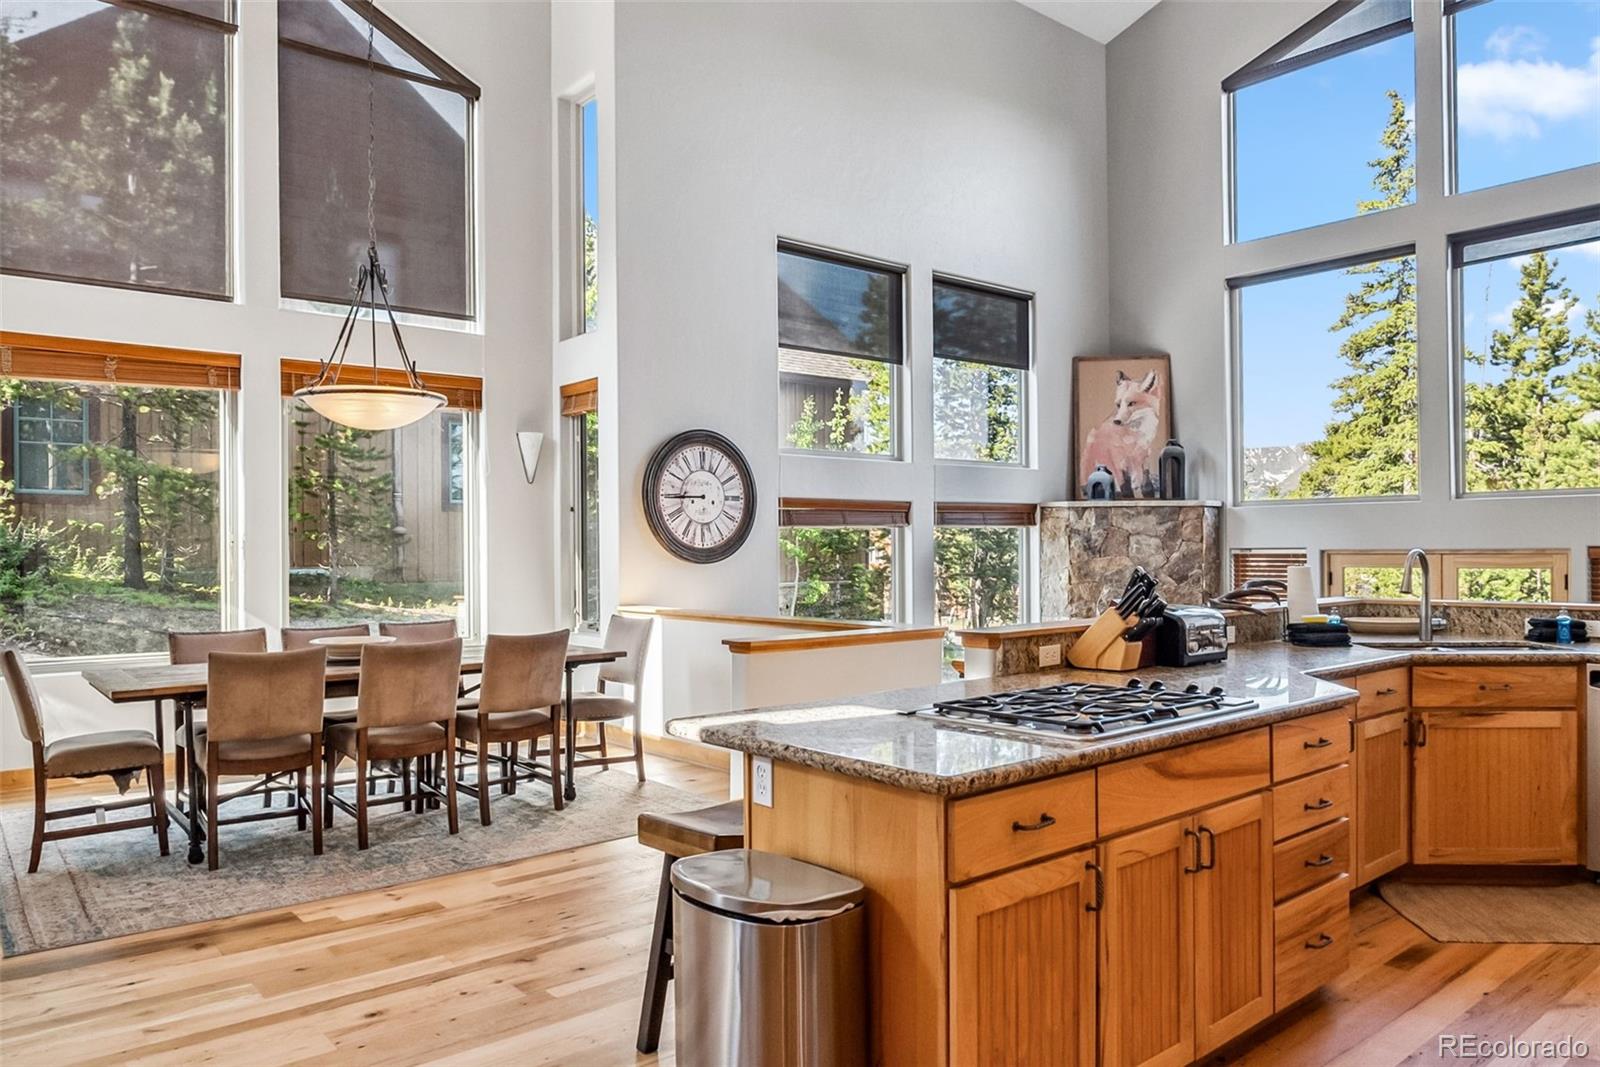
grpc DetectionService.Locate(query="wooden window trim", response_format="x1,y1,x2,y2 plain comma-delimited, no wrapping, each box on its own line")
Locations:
1590,547,1600,603
1,332,241,390
279,359,481,411
934,502,1038,527
560,378,599,417
779,498,911,528
1324,548,1570,601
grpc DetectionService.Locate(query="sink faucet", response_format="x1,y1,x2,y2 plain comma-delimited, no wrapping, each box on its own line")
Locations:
1399,548,1433,642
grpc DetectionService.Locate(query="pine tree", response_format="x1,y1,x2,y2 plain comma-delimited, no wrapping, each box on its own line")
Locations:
1293,90,1417,498
288,407,403,608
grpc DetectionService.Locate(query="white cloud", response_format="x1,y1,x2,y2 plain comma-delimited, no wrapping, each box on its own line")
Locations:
1456,35,1600,140
1488,300,1516,327
1484,25,1548,60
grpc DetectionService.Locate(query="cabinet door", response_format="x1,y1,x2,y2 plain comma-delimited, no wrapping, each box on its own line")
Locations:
1191,793,1274,1056
1098,818,1194,1067
948,848,1097,1067
1355,711,1410,884
1412,709,1579,864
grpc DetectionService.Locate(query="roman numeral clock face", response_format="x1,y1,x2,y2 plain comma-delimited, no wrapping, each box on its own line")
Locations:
642,430,757,564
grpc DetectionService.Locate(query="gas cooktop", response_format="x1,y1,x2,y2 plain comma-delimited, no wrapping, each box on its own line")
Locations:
906,679,1257,740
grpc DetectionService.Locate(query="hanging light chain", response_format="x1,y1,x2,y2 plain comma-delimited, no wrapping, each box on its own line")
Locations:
366,21,377,254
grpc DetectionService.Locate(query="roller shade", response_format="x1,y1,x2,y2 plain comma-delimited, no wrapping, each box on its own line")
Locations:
1223,0,1412,93
777,245,903,365
280,358,481,410
935,502,1038,527
779,498,911,528
1231,548,1308,588
560,377,599,417
0,332,240,390
933,279,1030,370
1453,210,1600,268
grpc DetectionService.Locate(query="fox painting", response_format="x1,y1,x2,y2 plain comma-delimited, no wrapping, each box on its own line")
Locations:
1078,367,1166,498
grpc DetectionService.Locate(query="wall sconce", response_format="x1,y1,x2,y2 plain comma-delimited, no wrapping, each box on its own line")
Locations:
516,431,544,484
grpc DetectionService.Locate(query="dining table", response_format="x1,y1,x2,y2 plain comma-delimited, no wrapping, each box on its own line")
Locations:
83,644,626,864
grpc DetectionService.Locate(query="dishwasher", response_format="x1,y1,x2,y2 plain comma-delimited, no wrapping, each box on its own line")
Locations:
1589,669,1600,879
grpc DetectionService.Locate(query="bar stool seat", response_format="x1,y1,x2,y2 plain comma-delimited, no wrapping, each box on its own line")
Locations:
635,800,744,1053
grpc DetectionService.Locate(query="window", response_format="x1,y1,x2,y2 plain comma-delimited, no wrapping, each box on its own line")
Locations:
1,334,237,657
1230,548,1309,588
777,498,907,622
283,361,479,632
442,413,464,508
1228,0,1414,242
935,503,1034,663
562,378,600,632
278,0,478,320
1450,0,1600,193
1234,250,1419,501
580,97,598,333
1454,213,1600,495
0,0,234,297
933,278,1029,464
777,245,902,456
1324,549,1570,601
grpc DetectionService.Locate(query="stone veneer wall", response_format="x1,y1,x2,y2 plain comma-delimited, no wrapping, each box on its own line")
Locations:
1040,502,1223,618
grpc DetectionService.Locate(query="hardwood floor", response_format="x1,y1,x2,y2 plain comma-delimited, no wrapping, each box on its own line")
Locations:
3,757,1597,1066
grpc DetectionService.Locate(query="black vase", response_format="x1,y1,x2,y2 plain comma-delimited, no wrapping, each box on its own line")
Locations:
1086,465,1117,501
1158,439,1186,500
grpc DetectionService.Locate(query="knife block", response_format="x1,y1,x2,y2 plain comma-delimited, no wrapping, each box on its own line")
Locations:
1066,607,1148,671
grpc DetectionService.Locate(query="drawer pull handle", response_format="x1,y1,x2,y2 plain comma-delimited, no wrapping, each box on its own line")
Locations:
1085,861,1104,913
1305,932,1335,950
1305,853,1335,868
1012,813,1056,833
1304,737,1334,750
1376,687,1398,696
1304,798,1335,812
1478,683,1513,691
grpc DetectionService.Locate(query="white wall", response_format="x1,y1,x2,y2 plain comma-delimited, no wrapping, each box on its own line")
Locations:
610,0,1110,623
1105,1,1600,591
0,1,555,767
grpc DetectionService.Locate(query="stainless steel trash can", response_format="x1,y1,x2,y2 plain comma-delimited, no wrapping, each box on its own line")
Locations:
671,848,867,1067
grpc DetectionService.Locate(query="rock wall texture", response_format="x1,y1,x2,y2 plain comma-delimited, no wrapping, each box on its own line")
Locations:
1041,503,1223,618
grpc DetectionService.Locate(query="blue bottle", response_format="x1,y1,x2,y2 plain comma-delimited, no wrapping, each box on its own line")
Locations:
1556,612,1572,644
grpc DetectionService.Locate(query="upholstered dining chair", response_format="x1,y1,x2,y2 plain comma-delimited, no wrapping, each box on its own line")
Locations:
568,614,654,783
281,623,371,650
201,648,329,870
453,630,568,824
165,628,268,810
3,648,168,873
325,638,462,849
378,619,458,643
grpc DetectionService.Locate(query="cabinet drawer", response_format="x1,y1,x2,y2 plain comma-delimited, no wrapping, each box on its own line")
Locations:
1274,872,1351,1011
947,771,1096,883
1272,707,1352,782
1272,763,1351,841
1273,817,1349,903
1355,668,1409,719
1098,728,1270,836
1412,665,1577,709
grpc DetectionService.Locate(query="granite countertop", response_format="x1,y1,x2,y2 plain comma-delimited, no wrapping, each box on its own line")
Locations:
667,640,1598,797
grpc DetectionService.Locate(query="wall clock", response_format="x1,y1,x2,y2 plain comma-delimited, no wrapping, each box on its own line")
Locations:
642,429,757,564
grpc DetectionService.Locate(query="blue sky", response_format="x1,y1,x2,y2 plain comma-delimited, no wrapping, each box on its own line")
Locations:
582,98,599,227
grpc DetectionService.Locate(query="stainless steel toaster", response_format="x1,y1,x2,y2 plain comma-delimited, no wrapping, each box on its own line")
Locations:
1155,605,1229,667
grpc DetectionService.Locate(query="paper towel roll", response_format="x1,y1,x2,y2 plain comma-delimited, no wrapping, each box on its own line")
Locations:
1285,565,1317,620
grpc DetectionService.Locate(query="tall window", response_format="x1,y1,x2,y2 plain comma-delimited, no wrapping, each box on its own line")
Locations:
777,245,902,457
1325,548,1570,602
1454,214,1600,494
562,379,600,631
283,362,479,632
1228,0,1414,242
932,279,1029,464
1,335,236,657
0,0,233,297
278,0,478,320
777,499,906,622
1234,250,1418,501
1450,0,1600,193
580,97,599,333
935,503,1033,663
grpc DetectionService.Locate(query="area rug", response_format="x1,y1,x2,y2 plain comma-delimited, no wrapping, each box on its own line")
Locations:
0,771,710,955
1379,879,1600,944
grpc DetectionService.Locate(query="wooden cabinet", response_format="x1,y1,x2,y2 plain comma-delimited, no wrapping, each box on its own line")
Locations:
1273,873,1351,1010
1355,667,1409,719
1098,794,1274,1067
1412,708,1580,864
1271,707,1352,782
1412,665,1578,709
947,771,1096,883
1355,711,1410,884
948,849,1097,1067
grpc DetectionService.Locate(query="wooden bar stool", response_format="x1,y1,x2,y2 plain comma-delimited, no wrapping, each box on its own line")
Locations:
635,800,744,1053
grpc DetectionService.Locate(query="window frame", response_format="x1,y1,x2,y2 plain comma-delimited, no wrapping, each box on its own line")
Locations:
930,274,1033,467
932,507,1037,634
441,412,465,510
578,95,598,336
777,497,909,624
12,397,91,496
568,407,600,633
1323,548,1571,601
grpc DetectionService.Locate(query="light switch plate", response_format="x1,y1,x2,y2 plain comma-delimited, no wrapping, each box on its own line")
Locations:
752,756,774,807
1038,643,1062,668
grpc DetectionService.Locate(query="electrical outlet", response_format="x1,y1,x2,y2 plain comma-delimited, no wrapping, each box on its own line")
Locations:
752,756,774,807
1038,643,1062,667
1226,624,1237,643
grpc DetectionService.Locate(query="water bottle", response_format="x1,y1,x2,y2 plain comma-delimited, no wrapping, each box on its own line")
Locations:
1556,613,1572,644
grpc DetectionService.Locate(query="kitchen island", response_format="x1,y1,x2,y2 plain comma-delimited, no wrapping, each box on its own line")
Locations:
669,640,1596,1067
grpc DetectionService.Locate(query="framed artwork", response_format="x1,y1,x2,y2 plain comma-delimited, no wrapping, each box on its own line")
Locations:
1071,354,1175,499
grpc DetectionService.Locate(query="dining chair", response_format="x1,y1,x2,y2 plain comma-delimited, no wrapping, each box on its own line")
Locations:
3,648,168,873
453,630,568,824
281,623,371,650
165,628,268,811
567,614,654,782
325,638,462,849
200,648,328,870
377,619,458,643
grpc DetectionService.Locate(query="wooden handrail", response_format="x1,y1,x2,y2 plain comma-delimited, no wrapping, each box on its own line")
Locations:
722,627,948,655
618,605,879,632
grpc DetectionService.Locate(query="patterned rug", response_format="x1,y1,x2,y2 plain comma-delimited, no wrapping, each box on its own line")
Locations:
1379,879,1600,944
0,770,711,955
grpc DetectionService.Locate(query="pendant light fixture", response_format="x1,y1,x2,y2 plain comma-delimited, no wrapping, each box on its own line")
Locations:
293,19,444,432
